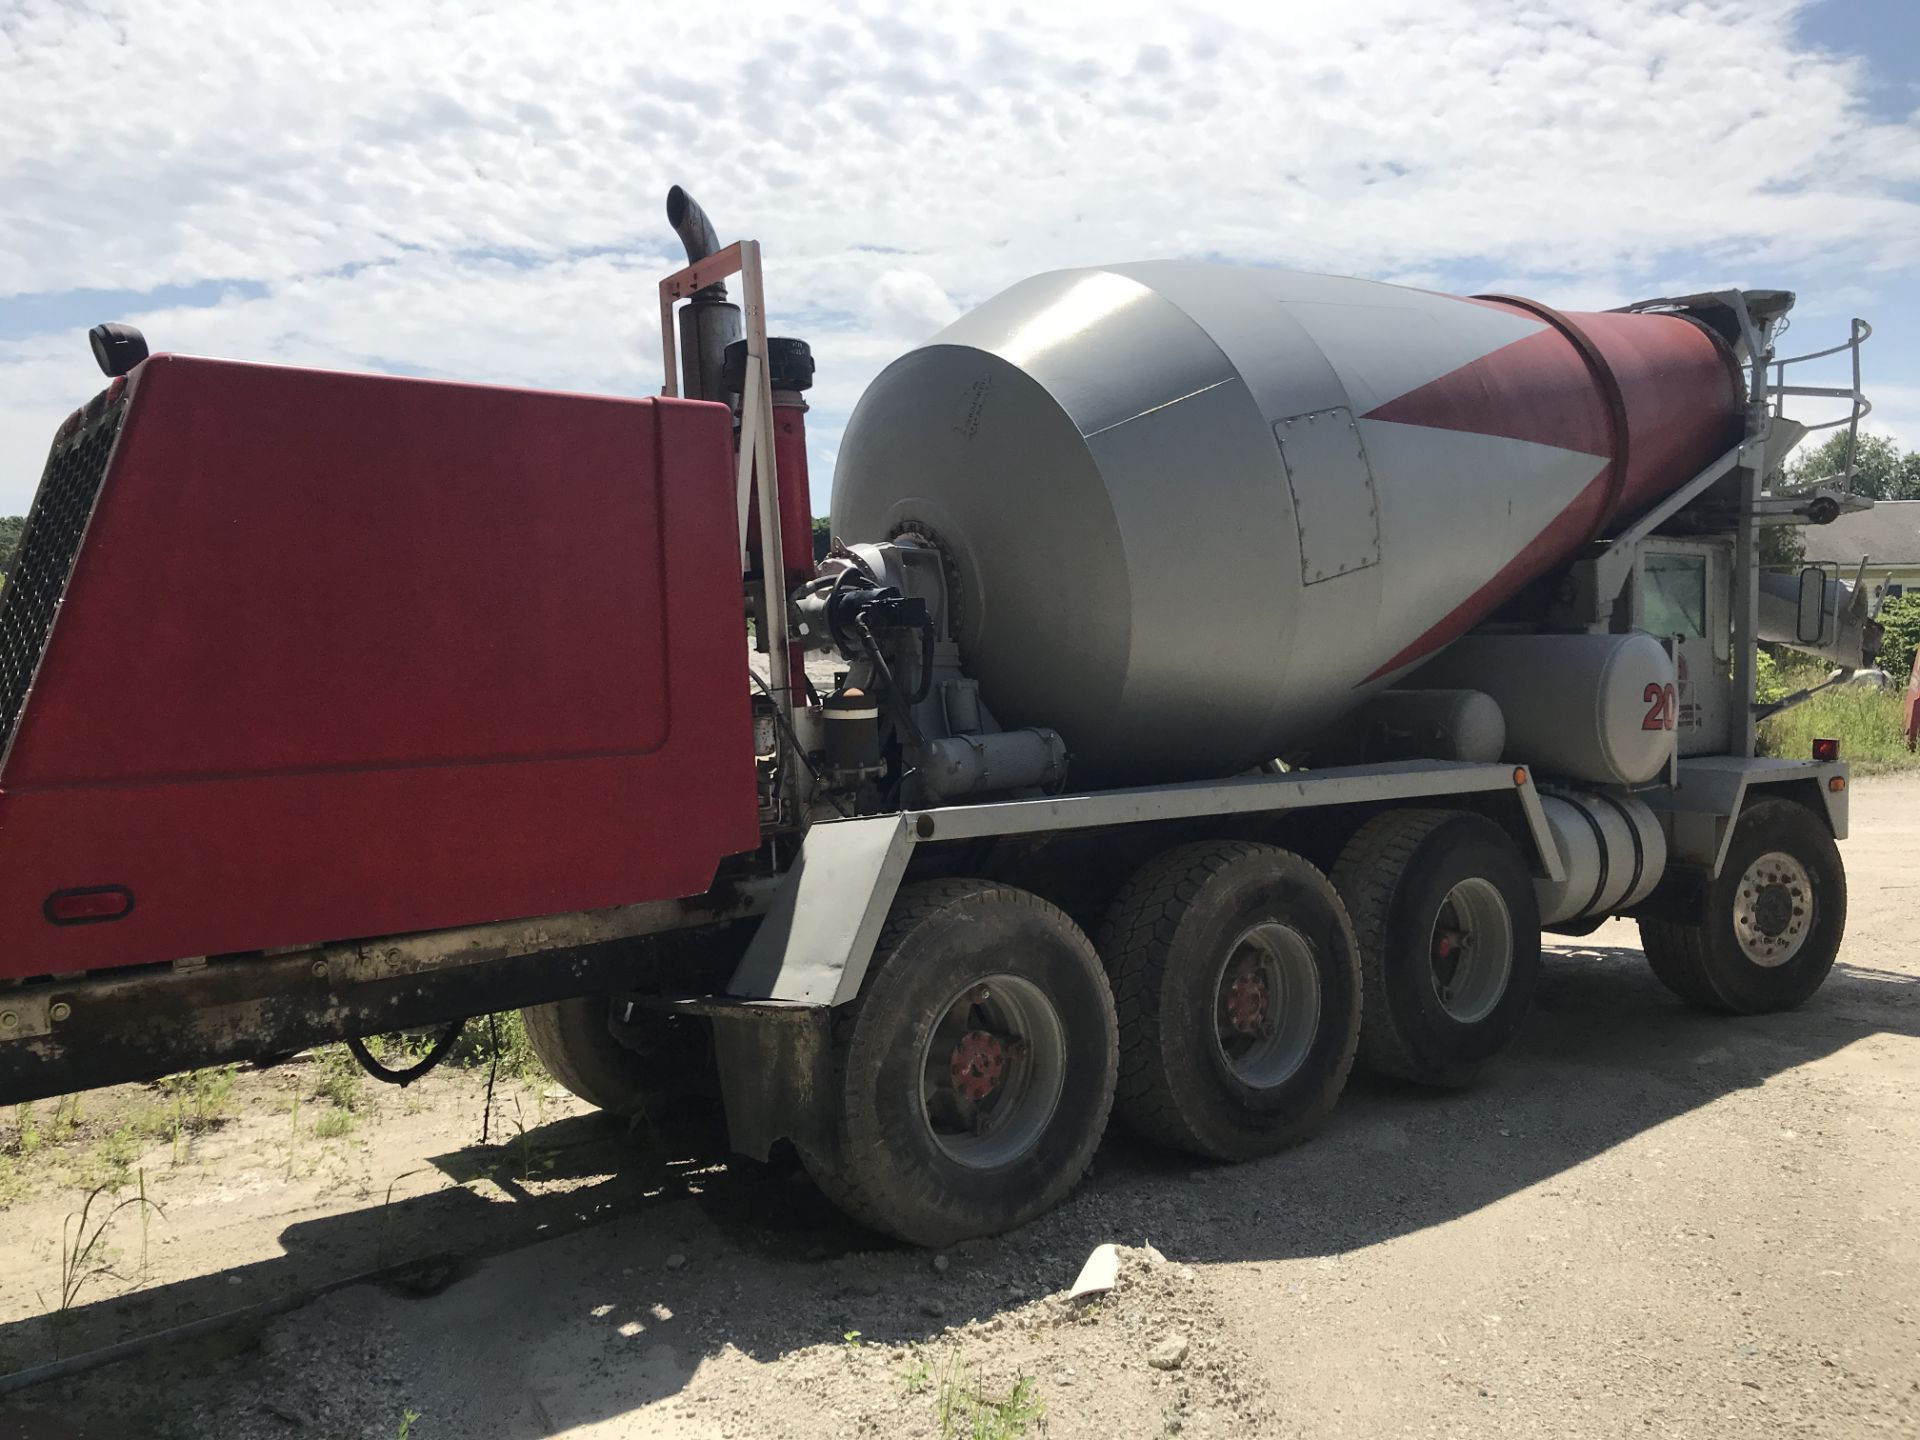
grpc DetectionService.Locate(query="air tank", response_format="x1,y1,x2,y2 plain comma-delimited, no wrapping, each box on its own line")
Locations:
833,263,1742,785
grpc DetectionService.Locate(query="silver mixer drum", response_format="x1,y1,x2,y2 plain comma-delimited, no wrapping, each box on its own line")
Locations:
832,263,1739,785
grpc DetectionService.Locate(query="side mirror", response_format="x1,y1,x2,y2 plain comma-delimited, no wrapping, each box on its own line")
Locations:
1796,566,1827,646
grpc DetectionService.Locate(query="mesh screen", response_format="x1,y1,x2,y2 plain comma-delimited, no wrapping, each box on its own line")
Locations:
0,401,124,763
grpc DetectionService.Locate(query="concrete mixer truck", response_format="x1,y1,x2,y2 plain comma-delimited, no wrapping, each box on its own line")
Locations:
0,188,1880,1244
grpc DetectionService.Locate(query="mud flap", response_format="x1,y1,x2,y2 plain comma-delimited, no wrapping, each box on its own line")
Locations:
691,999,837,1165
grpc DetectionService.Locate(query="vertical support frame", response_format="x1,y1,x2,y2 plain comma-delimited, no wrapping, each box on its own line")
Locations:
658,241,797,817
1731,293,1768,761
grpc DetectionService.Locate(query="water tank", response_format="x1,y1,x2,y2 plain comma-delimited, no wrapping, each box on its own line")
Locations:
833,264,1741,785
1411,633,1676,786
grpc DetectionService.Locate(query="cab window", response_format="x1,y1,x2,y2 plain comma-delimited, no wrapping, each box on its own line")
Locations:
1643,553,1708,640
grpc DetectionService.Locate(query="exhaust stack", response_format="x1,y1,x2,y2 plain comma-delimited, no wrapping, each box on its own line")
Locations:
665,185,744,405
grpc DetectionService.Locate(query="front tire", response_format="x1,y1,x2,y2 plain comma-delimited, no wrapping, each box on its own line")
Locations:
1099,842,1362,1161
802,880,1118,1246
1639,797,1845,1014
1330,809,1541,1088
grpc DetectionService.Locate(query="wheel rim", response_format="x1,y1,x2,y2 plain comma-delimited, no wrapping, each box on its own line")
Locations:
1209,922,1322,1088
917,974,1067,1168
1734,850,1814,967
1428,877,1513,1024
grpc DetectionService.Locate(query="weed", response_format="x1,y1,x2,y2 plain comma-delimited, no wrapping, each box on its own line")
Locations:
285,1093,301,1181
49,1093,83,1141
43,1182,164,1350
901,1350,934,1396
137,1168,152,1279
1,1105,40,1204
314,1045,367,1112
450,1009,545,1081
157,1065,237,1127
314,1109,357,1140
497,1095,555,1181
88,1124,142,1192
394,1408,421,1439
376,1169,427,1267
935,1356,1043,1440
842,1328,864,1354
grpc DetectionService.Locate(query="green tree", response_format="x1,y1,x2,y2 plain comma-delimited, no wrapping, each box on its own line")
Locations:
813,515,832,563
0,515,22,575
1878,593,1920,684
1784,431,1920,501
1759,523,1804,572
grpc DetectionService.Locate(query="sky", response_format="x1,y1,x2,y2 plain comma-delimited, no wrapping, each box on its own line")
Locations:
1,0,1917,520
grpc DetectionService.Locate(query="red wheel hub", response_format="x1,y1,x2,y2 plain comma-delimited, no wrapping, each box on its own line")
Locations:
1225,973,1268,1035
949,1030,1007,1100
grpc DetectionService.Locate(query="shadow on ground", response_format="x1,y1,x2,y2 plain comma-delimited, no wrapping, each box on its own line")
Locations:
7,940,1918,1434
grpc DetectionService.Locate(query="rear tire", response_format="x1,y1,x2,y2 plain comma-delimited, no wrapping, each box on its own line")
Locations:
1330,809,1541,1088
521,999,715,1118
521,997,655,1116
1098,842,1362,1161
1639,797,1845,1014
801,880,1118,1246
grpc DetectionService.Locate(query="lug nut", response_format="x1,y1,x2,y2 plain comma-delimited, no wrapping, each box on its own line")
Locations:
0,1011,17,1031
49,1001,72,1023
311,959,330,979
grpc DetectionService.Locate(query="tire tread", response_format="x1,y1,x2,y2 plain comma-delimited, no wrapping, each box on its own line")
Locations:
1328,809,1457,1081
802,880,1118,1244
1097,840,1358,1157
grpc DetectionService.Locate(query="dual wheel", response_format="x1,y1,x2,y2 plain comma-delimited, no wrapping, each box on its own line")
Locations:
802,810,1540,1245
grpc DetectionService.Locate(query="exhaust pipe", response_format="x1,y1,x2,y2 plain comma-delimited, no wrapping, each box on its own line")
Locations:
665,185,743,402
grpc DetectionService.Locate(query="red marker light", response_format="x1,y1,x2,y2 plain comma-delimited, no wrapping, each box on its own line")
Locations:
44,886,134,925
1811,738,1840,763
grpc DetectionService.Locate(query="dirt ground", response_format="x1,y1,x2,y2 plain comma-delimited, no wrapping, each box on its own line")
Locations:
1,775,1916,1440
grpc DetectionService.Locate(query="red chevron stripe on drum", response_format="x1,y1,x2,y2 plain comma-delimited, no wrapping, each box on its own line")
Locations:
1358,299,1742,683
1363,319,1614,457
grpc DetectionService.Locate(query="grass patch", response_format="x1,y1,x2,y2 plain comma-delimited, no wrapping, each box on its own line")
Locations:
934,1356,1044,1440
312,1109,357,1139
313,1044,367,1112
447,1010,546,1082
157,1065,237,1128
1759,685,1916,771
901,1349,934,1396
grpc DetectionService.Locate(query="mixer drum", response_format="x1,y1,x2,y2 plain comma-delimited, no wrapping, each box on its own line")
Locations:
833,263,1741,785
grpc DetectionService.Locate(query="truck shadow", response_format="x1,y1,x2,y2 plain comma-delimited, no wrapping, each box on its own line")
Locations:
6,939,1916,1434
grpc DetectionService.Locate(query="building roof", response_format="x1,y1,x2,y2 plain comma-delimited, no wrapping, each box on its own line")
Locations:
1800,499,1920,568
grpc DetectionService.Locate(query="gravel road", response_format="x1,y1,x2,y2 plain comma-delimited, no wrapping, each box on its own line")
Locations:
4,776,1916,1440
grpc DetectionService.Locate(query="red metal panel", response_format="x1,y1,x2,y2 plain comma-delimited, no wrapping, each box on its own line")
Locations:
0,355,758,980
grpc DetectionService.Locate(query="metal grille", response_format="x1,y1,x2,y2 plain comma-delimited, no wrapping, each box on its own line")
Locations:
0,402,125,763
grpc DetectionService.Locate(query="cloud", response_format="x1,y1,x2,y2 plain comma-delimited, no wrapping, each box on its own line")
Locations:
2,0,1917,514
868,269,961,339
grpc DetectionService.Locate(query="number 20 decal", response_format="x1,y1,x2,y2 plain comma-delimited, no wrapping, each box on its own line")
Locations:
1642,682,1677,731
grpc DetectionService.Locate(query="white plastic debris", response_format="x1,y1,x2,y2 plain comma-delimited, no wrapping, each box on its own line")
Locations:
1069,1242,1121,1300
